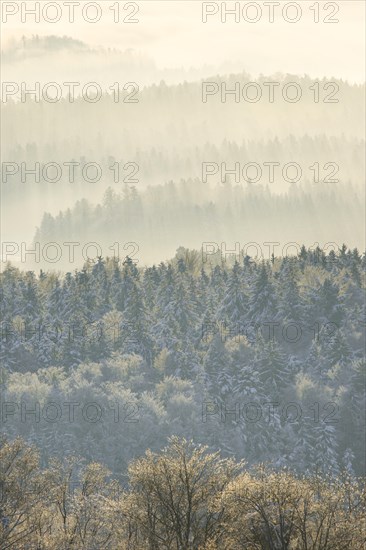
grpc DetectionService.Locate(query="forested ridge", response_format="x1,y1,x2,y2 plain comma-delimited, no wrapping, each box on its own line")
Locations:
3,72,364,265
1,246,365,478
3,75,364,153
30,180,365,268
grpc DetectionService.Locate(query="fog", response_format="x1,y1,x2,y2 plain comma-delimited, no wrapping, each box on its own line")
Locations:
1,1,365,270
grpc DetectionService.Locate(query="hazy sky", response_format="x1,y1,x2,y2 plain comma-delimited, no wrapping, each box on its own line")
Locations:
2,1,365,82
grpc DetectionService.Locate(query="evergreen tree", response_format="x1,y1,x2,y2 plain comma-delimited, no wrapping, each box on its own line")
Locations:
254,335,289,400
121,278,154,365
216,261,248,332
248,262,278,324
203,334,231,400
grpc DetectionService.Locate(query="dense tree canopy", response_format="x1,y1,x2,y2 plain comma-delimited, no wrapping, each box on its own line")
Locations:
1,246,365,477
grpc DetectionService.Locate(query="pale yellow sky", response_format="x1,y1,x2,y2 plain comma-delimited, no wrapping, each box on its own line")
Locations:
1,1,365,82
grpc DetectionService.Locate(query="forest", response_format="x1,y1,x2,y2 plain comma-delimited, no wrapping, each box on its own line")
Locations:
1,246,365,479
27,179,364,268
2,71,365,266
0,435,365,549
1,24,365,548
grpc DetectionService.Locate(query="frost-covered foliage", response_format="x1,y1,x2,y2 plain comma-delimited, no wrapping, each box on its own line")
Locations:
1,246,364,476
0,437,365,549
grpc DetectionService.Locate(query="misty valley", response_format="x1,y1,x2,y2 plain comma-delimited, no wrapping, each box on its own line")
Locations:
1,12,365,549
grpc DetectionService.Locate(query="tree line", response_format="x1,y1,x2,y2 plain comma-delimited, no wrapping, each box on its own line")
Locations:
0,436,365,549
